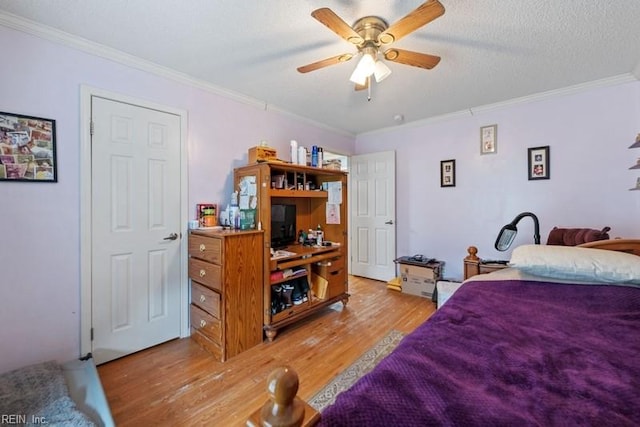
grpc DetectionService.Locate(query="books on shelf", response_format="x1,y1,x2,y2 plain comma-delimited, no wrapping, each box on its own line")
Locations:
270,267,306,282
286,268,307,278
270,271,284,281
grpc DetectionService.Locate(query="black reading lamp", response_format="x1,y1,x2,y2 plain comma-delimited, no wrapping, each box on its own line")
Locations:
495,212,541,251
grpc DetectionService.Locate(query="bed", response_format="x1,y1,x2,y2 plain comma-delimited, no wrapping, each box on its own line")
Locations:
0,355,114,426
251,239,640,426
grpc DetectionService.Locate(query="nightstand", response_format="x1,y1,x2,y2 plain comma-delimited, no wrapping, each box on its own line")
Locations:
463,246,509,280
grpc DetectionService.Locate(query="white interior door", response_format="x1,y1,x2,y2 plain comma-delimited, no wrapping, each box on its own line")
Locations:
350,151,396,281
90,96,182,364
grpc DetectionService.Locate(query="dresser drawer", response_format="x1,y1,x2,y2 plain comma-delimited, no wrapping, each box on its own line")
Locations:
189,234,222,264
324,269,346,299
191,282,221,319
190,304,222,343
190,329,223,361
189,258,222,291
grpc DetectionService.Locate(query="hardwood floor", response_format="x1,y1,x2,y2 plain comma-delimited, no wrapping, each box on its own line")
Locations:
97,276,436,426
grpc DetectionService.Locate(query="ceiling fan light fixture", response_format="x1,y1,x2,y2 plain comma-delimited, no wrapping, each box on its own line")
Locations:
349,67,368,86
349,53,375,85
373,60,392,82
349,46,378,85
300,2,446,90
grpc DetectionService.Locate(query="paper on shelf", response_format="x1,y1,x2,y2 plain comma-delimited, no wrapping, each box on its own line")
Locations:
239,194,250,209
326,203,340,224
270,249,297,260
327,182,342,204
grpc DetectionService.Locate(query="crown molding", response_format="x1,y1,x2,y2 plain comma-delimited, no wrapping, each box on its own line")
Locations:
357,109,473,139
357,73,639,138
1,10,636,140
0,11,353,138
0,11,263,107
469,73,637,116
264,104,355,138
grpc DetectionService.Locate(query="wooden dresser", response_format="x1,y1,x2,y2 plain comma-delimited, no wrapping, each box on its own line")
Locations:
188,229,263,361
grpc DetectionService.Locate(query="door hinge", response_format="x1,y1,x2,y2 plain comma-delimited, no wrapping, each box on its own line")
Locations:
90,121,94,136
90,328,94,341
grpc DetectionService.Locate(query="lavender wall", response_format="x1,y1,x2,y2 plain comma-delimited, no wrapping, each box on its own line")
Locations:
0,25,354,374
1,22,638,375
356,81,640,280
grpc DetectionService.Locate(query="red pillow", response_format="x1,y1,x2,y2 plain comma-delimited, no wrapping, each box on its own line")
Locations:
546,226,611,246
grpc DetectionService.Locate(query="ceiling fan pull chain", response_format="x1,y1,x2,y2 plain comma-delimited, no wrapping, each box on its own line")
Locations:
367,77,372,102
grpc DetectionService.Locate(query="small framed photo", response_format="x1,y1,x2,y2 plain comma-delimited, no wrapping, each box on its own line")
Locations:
0,111,57,182
528,145,550,180
480,124,497,155
440,159,456,187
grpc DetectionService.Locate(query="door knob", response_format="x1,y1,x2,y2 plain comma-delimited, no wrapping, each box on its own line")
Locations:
163,233,178,240
385,220,394,225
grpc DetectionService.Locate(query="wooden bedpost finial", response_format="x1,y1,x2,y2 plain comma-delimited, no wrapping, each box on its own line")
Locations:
465,246,479,261
258,366,305,427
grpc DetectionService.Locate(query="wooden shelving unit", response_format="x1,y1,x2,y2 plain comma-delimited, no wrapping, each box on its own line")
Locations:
270,189,328,198
234,162,349,341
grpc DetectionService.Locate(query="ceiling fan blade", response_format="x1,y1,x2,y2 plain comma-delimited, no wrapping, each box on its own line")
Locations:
311,8,364,45
378,0,445,45
297,53,354,73
384,48,441,69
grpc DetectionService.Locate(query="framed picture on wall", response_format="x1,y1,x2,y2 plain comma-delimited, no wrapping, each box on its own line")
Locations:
0,111,57,182
528,145,550,180
440,159,456,187
480,124,497,155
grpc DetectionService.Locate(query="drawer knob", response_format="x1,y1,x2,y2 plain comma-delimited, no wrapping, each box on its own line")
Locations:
199,295,206,303
199,243,206,252
199,269,206,277
200,319,207,328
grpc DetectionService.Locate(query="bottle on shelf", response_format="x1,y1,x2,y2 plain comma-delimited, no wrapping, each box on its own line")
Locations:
298,146,307,166
316,224,323,246
311,145,318,167
229,191,240,229
307,228,316,246
290,140,298,164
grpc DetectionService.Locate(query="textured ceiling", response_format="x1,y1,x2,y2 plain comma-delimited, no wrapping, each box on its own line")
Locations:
1,0,639,135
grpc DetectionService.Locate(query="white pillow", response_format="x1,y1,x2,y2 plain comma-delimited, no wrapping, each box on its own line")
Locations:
509,244,640,284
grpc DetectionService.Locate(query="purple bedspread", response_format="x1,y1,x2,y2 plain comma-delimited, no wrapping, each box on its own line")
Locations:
318,279,640,426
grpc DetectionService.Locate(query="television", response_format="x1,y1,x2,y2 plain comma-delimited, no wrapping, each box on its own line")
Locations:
271,204,297,249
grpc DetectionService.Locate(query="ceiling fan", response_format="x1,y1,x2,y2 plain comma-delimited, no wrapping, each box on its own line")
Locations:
297,0,445,91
